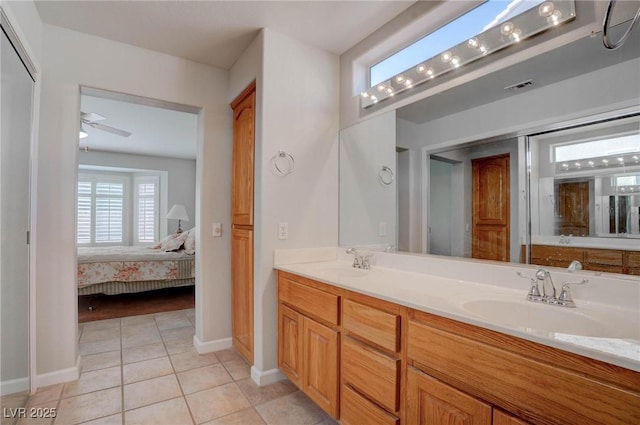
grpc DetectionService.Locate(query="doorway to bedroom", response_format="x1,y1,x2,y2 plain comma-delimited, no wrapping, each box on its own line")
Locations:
76,87,199,323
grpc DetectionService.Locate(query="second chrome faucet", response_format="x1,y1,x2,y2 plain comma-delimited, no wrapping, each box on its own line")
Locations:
345,248,372,270
518,262,588,308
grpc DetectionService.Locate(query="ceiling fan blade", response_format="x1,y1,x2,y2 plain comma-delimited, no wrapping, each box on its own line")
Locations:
81,111,106,122
88,122,132,137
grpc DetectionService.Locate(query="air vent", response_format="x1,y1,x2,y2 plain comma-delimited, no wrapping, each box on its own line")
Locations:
504,79,533,91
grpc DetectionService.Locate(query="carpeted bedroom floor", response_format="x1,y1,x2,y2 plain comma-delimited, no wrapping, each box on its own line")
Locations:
78,286,195,323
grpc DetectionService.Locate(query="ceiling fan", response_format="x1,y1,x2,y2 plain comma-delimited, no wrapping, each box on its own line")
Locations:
80,112,132,138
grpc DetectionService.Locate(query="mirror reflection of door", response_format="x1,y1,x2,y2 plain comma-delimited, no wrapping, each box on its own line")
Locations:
556,180,590,236
472,154,510,262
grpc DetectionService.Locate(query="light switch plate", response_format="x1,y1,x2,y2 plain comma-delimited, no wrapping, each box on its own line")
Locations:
278,222,288,240
212,222,222,237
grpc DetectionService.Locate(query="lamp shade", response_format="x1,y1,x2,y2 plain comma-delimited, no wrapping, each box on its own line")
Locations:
166,204,189,221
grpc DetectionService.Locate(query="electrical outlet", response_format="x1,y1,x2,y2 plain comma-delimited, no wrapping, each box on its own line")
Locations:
212,222,222,237
379,221,387,236
278,222,288,240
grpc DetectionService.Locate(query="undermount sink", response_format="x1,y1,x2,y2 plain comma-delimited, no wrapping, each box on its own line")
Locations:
461,299,622,338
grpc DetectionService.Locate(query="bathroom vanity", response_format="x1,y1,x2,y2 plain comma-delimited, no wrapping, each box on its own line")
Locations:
275,250,640,425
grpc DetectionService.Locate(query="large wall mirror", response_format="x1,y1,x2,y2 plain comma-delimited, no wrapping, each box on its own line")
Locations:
339,22,640,278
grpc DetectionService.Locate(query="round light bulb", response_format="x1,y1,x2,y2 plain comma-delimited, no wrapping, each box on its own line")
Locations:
479,45,488,54
426,68,434,77
441,51,453,63
588,161,595,166
603,159,609,164
510,29,523,42
386,87,393,94
538,2,554,18
395,75,405,83
500,22,514,36
404,79,413,88
467,38,479,48
417,64,426,73
547,10,562,25
377,84,386,92
451,56,461,67
360,92,370,98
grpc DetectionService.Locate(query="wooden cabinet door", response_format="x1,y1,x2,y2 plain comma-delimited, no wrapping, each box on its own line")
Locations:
278,304,303,387
406,367,491,425
472,154,510,262
493,410,530,425
230,82,255,226
556,181,589,236
231,227,253,363
303,317,339,419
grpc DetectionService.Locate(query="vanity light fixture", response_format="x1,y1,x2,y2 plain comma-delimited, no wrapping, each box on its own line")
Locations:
360,0,576,108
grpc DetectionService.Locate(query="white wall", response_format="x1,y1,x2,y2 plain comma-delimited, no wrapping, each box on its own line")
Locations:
35,24,231,384
78,151,197,238
339,111,396,248
230,28,339,379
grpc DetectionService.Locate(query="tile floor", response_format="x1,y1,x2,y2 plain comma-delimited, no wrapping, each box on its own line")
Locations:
4,309,337,425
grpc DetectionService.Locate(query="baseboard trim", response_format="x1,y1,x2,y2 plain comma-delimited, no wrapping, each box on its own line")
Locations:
250,366,286,386
193,336,232,354
35,355,80,390
1,376,29,396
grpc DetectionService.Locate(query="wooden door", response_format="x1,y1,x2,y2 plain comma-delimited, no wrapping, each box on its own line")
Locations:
303,317,339,419
230,82,255,226
556,181,589,236
406,367,491,425
231,227,253,362
493,410,530,425
278,304,303,387
472,154,510,261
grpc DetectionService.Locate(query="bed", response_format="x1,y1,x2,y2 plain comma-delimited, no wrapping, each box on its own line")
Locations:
77,232,195,296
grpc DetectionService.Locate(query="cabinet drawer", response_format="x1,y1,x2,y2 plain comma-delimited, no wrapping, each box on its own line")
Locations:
343,299,400,352
407,318,640,425
342,337,399,412
584,249,623,266
279,277,339,326
341,385,398,425
625,251,640,267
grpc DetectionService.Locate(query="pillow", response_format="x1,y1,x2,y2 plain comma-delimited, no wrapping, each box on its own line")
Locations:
163,231,189,251
183,227,196,255
154,232,188,252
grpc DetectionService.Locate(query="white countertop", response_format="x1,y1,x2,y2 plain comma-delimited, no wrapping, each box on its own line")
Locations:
274,252,640,373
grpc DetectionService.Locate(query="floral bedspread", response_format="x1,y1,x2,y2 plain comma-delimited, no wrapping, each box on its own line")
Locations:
77,246,194,288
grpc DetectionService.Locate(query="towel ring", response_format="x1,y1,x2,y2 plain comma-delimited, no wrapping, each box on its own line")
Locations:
273,150,295,175
379,165,394,186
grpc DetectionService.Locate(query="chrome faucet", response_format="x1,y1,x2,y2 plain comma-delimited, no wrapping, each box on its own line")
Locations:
517,268,588,308
535,268,556,299
345,248,371,270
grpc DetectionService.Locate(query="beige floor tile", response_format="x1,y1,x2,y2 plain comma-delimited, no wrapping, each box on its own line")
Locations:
54,387,121,425
124,397,193,425
222,359,250,381
183,308,195,321
81,350,121,373
170,350,219,373
313,417,339,425
26,384,63,407
123,375,182,411
186,383,250,424
15,400,57,425
123,357,173,385
235,378,297,406
155,312,191,330
120,314,155,327
122,343,166,365
164,339,194,355
202,407,265,425
80,327,121,344
121,323,161,348
213,349,240,363
80,337,121,356
82,318,121,331
62,366,121,398
177,364,233,395
254,391,327,425
160,326,194,342
78,414,123,425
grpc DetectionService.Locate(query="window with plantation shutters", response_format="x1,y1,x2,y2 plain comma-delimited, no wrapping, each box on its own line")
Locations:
134,175,159,244
77,174,127,246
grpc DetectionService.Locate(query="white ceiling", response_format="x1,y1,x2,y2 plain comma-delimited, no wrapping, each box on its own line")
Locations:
80,94,199,159
35,0,415,70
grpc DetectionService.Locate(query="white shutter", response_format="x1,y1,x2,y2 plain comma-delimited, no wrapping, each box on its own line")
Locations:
134,175,160,245
77,181,92,244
